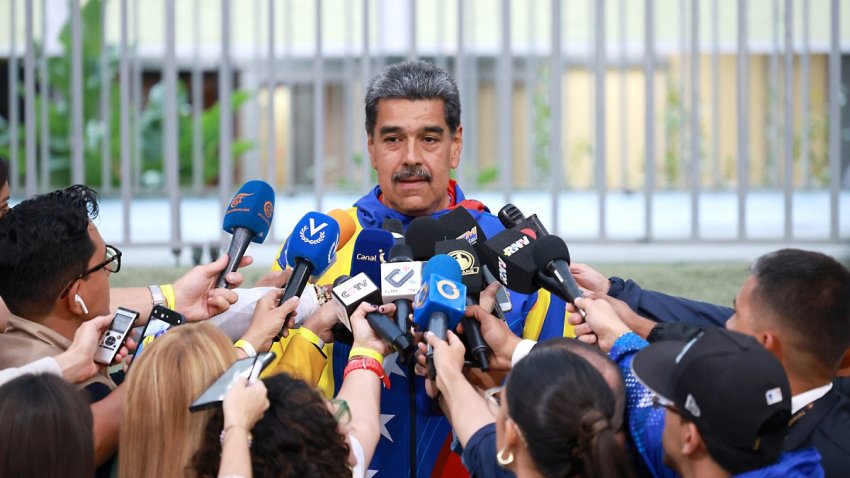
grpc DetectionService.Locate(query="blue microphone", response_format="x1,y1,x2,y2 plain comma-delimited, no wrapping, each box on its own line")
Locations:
350,228,395,286
216,180,275,288
275,212,341,338
414,254,467,379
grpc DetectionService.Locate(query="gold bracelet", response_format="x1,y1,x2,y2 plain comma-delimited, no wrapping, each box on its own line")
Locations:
349,346,384,366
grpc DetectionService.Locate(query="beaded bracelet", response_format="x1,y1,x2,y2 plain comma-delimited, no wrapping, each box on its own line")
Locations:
220,424,253,449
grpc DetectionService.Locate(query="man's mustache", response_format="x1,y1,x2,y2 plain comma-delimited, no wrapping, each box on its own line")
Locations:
392,167,432,182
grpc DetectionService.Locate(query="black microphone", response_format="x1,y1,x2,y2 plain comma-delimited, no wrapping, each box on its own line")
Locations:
332,273,413,355
435,239,491,371
437,207,512,316
498,203,526,229
382,218,405,245
216,181,275,288
405,216,447,261
531,235,586,318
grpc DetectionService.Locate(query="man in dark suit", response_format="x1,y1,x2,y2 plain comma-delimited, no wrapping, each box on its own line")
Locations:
571,249,850,478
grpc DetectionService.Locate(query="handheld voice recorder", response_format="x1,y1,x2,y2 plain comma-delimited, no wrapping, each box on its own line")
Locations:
94,307,140,365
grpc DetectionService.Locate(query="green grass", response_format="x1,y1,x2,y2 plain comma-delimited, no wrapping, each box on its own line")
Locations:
112,262,752,308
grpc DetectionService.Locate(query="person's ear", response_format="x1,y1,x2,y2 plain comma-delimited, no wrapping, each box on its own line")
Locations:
761,333,784,363
449,125,463,169
65,282,86,316
681,421,702,457
367,135,377,169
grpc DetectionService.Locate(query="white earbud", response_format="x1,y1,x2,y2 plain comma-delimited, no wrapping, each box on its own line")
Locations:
74,294,89,315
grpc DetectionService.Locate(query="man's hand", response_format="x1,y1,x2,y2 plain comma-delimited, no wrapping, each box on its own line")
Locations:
350,303,394,357
55,315,134,383
241,291,299,353
254,269,292,288
301,301,340,344
173,254,251,321
569,297,631,352
462,305,520,371
478,282,500,314
223,377,269,430
570,262,611,295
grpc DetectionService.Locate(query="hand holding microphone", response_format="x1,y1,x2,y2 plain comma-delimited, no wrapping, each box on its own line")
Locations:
216,180,276,289
274,212,341,341
413,255,467,380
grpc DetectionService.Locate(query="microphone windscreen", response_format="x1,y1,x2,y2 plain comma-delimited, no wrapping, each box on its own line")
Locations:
285,212,341,276
328,209,357,250
531,235,572,270
222,180,275,243
382,218,405,237
350,228,395,285
422,254,463,282
497,204,526,229
388,243,415,262
435,239,483,294
405,217,446,260
438,207,488,245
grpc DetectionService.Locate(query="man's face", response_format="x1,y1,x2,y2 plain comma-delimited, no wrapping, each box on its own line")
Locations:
0,181,10,217
661,407,686,473
76,223,113,318
726,275,762,339
368,99,462,216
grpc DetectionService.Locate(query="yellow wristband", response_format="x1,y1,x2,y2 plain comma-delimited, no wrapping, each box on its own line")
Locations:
160,284,175,310
293,327,325,350
233,339,257,358
349,347,384,366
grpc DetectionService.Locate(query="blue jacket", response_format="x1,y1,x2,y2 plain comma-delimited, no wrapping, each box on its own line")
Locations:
608,332,824,478
298,183,571,478
607,276,733,329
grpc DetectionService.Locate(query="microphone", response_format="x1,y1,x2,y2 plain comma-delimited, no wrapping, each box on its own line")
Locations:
437,207,512,315
435,239,490,371
382,218,405,244
405,216,447,261
331,273,413,354
414,255,467,379
380,243,421,338
477,227,539,294
275,212,341,339
328,209,357,251
216,180,276,288
277,209,356,269
497,203,549,239
531,235,585,318
350,228,395,286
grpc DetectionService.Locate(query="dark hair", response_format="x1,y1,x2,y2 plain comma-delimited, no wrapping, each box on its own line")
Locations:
364,60,461,137
0,158,8,188
536,338,626,433
506,347,634,478
193,373,351,478
0,374,94,478
0,185,99,317
750,248,850,373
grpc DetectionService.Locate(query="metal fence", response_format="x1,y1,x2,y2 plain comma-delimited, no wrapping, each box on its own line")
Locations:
1,0,848,252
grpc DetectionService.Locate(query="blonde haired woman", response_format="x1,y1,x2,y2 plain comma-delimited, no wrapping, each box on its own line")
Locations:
118,321,239,477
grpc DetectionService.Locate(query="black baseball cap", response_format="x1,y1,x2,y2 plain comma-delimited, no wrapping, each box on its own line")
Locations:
632,327,792,475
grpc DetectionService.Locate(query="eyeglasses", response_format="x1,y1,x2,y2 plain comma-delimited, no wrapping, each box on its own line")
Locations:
484,385,504,416
60,244,122,298
330,398,351,425
651,395,681,415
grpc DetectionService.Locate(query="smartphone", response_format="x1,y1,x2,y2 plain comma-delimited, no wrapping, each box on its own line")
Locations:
94,307,140,365
189,353,275,412
132,305,186,362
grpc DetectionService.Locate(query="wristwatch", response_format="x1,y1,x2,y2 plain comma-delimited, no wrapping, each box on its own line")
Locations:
148,285,166,308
